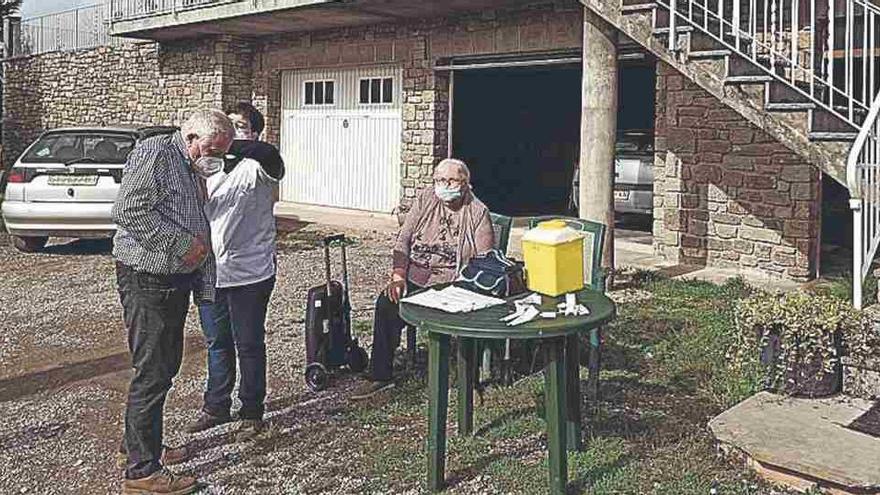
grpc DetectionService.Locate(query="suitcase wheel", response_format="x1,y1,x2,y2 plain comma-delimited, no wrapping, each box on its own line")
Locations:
348,346,368,373
305,363,329,392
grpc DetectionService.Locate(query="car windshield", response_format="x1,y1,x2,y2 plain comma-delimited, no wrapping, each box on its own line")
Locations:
21,132,136,164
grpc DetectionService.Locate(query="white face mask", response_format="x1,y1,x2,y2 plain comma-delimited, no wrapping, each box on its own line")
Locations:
193,156,224,178
234,128,256,141
434,184,463,202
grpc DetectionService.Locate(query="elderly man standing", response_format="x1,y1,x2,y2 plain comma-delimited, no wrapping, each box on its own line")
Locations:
186,102,284,441
352,158,495,400
112,108,234,494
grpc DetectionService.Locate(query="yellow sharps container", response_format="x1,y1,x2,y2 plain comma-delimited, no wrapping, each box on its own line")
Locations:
521,220,585,296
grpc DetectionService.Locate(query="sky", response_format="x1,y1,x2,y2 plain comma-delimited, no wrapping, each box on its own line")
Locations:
20,0,106,19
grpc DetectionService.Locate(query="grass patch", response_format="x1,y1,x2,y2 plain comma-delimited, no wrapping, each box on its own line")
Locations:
806,272,877,307
332,275,796,494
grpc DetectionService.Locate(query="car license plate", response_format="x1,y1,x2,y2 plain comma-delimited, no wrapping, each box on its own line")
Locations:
47,175,98,186
614,190,630,201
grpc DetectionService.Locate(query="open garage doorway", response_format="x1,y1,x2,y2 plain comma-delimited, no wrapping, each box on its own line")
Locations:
451,64,581,216
448,53,657,226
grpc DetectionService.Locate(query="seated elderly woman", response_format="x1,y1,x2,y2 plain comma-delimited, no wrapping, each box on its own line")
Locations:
352,158,495,400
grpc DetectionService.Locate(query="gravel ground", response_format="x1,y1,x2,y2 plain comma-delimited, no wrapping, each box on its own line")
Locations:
0,222,397,494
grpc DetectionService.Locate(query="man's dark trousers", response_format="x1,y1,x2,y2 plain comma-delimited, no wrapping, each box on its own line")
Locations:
116,262,194,480
197,276,275,420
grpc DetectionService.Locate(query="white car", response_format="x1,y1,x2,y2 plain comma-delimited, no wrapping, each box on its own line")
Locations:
1,125,176,252
569,130,654,216
614,130,654,216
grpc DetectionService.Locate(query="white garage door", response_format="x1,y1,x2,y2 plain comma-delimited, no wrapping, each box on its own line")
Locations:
280,66,402,213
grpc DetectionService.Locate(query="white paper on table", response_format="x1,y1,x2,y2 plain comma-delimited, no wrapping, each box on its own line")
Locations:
401,285,507,313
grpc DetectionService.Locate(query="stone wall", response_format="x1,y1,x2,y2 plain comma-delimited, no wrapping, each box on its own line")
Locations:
2,36,254,167
3,1,580,199
653,62,821,280
257,0,583,202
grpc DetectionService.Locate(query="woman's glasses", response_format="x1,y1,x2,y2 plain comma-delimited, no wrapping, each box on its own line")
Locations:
434,178,463,187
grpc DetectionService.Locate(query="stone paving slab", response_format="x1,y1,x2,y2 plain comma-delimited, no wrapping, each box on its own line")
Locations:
710,392,880,492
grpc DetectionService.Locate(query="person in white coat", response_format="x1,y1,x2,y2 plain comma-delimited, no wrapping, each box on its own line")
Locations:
187,102,285,441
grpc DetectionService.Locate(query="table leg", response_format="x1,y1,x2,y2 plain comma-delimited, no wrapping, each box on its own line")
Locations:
427,331,450,492
564,334,582,451
544,337,568,495
457,337,476,436
587,327,602,413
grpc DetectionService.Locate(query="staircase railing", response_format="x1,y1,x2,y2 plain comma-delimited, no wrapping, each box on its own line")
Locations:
660,0,880,129
847,95,880,309
656,0,880,306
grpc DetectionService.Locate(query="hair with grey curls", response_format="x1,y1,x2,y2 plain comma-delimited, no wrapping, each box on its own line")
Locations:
435,158,470,182
181,108,235,142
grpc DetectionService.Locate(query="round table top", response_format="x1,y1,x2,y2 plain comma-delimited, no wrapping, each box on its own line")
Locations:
400,287,616,340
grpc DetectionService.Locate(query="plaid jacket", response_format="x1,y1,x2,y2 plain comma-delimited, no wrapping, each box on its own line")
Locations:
111,131,216,303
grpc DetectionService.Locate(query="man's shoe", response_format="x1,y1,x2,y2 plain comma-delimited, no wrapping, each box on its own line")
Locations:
234,419,267,443
116,445,191,470
121,468,200,495
185,411,231,434
350,380,395,401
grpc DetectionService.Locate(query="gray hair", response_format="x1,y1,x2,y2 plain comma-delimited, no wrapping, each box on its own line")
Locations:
435,158,471,182
181,108,235,142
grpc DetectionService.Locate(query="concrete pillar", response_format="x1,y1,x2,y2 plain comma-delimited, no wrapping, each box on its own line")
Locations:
579,8,618,273
3,16,21,58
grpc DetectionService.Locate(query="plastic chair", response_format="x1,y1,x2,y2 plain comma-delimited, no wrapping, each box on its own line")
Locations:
525,216,606,292
527,215,607,408
489,212,513,256
480,215,607,393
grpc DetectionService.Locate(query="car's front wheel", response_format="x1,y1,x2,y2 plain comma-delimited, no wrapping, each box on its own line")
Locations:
12,236,48,253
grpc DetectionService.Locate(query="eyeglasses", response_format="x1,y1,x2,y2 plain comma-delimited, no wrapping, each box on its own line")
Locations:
434,178,464,187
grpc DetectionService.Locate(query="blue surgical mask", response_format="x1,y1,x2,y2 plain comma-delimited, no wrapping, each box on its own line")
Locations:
435,184,463,202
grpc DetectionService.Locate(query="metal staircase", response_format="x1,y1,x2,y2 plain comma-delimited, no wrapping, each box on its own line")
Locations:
581,0,880,307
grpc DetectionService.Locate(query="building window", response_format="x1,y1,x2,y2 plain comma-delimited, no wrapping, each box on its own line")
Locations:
359,77,394,104
304,80,335,106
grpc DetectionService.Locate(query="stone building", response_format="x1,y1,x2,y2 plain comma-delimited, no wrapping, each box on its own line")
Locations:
2,0,861,283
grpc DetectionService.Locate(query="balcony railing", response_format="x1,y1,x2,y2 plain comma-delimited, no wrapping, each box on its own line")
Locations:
11,4,128,57
108,0,245,23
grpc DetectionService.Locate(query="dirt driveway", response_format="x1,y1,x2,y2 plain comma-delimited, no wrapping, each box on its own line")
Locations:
0,223,397,494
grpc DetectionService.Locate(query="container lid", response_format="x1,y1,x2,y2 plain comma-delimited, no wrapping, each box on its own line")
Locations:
522,220,585,245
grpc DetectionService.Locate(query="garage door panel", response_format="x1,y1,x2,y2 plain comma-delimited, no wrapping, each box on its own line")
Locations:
280,67,402,213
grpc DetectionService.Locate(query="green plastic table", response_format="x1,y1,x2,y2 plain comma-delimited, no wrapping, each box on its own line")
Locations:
400,288,616,495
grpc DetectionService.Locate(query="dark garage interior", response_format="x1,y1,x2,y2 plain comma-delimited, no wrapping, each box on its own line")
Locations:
450,58,657,218
452,64,582,216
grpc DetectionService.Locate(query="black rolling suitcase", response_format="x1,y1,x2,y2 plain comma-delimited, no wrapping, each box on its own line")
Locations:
304,234,368,391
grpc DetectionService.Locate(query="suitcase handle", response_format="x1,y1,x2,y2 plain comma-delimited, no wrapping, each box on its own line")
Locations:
322,235,350,307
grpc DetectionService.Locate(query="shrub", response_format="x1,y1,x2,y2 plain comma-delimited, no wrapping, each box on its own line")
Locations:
732,290,878,396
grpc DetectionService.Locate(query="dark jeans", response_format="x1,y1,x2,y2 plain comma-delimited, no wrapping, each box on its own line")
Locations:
370,281,421,382
116,262,194,480
197,276,275,420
